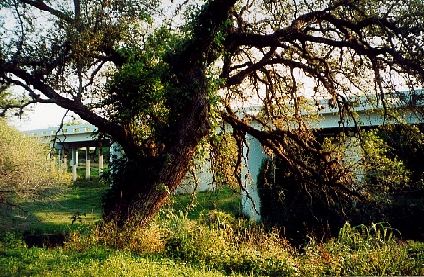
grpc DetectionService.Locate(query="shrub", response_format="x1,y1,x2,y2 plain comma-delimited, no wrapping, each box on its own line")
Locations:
257,130,420,242
66,218,166,254
300,222,424,276
257,157,352,244
163,210,297,276
11,212,423,276
377,124,424,192
0,119,71,199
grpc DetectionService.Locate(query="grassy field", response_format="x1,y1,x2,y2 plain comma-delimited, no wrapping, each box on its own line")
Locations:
1,181,423,276
0,245,237,277
0,186,105,234
0,181,240,234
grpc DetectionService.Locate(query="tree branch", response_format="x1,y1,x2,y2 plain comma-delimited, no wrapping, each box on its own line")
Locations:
18,0,74,23
2,62,134,152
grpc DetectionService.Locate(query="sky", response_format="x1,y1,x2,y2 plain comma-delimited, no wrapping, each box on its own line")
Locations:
3,0,191,132
8,103,79,131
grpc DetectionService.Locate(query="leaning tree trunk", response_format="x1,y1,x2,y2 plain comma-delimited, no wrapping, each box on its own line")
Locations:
102,0,237,227
103,67,210,227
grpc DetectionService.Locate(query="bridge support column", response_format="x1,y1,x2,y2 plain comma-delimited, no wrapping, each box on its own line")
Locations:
71,148,75,166
98,147,104,175
85,147,91,180
71,148,79,166
72,165,77,181
70,148,79,181
241,134,266,222
58,149,61,168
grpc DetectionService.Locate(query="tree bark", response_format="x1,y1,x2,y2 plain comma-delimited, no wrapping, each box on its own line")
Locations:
102,0,236,226
103,66,210,226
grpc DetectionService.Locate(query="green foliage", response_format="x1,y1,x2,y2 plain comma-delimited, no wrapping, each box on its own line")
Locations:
0,87,27,117
300,223,424,276
210,133,240,189
321,132,410,197
1,232,26,249
147,210,297,276
337,222,398,249
1,177,422,276
360,131,410,196
377,125,424,191
103,27,189,147
2,219,423,276
258,130,418,242
104,50,170,144
0,119,71,198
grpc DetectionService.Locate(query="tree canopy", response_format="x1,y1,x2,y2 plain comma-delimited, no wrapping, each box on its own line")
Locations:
1,0,424,226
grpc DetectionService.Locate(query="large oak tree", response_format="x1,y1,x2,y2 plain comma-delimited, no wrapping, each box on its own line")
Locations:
1,0,423,226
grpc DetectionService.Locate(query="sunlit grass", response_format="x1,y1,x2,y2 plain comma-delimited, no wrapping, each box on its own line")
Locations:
0,181,241,234
0,185,107,233
0,181,423,276
0,246,237,277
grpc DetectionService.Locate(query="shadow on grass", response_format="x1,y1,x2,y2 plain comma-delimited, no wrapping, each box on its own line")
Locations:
170,187,242,219
1,183,242,240
0,182,109,235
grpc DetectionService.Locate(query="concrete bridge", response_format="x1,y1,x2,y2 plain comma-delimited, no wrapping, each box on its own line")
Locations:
26,123,108,181
240,90,424,220
26,90,424,219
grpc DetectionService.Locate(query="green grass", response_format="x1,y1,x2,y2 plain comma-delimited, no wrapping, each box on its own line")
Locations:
0,245,238,277
1,182,423,276
75,166,104,179
0,181,241,234
0,184,107,234
0,185,245,276
170,186,241,219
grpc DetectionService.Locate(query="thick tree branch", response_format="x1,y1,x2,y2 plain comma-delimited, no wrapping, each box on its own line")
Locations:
168,0,238,69
1,62,135,153
18,0,74,23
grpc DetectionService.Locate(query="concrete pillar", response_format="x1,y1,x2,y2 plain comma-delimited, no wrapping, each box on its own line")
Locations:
71,148,76,166
72,165,77,181
85,147,91,180
98,147,104,175
86,160,91,180
75,149,79,166
241,134,267,222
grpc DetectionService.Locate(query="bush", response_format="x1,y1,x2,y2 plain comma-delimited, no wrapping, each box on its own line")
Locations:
163,210,297,276
300,222,424,276
0,119,71,199
257,129,423,242
66,217,166,254
257,157,352,244
6,214,423,276
377,124,424,192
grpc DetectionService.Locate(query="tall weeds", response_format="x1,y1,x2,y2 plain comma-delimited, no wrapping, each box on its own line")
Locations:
65,214,424,276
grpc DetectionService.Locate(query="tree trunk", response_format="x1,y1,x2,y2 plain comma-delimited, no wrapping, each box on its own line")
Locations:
103,68,210,227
